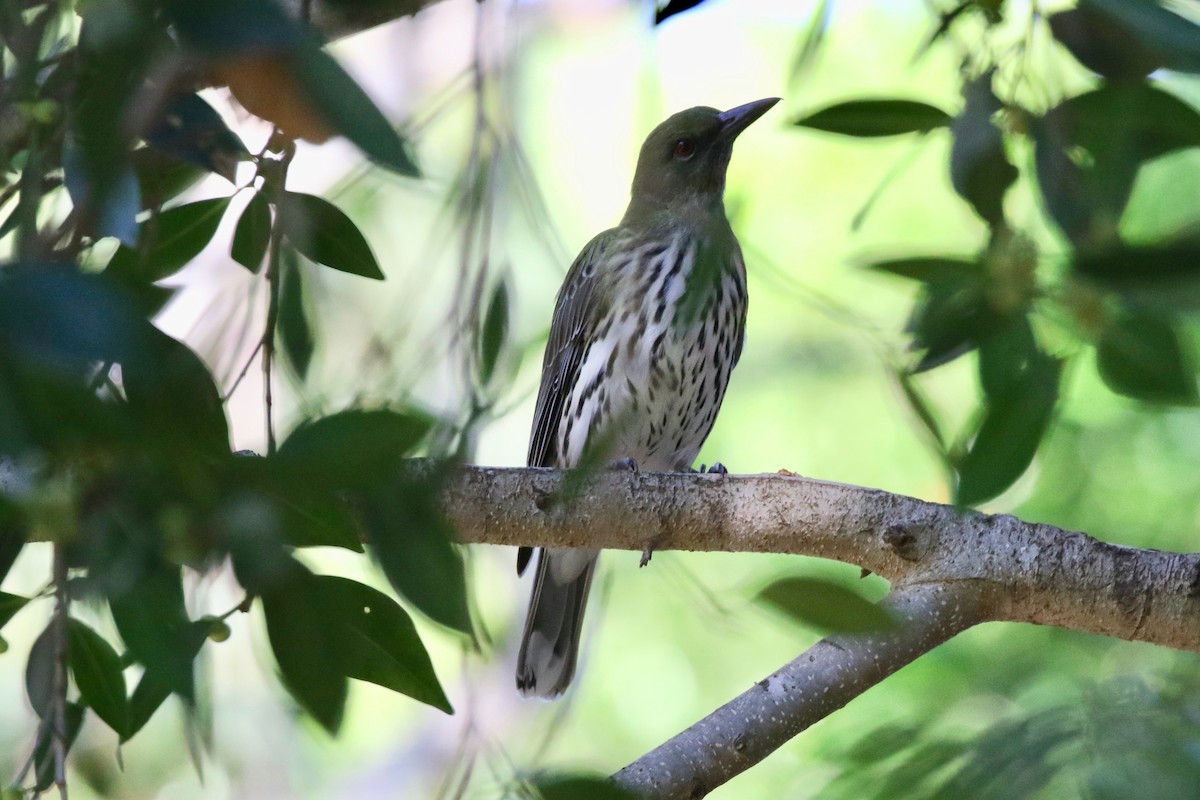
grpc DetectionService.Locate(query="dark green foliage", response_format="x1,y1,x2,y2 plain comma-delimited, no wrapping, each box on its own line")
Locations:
232,191,273,272
793,99,952,137
797,0,1200,507
533,774,640,800
757,576,896,634
278,192,385,279
0,0,450,783
278,248,315,379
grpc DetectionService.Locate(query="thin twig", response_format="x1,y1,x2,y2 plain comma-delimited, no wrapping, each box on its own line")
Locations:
50,544,70,800
260,136,296,456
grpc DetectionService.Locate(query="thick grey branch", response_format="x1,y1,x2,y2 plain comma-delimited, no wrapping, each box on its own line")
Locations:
611,583,990,798
437,465,1200,796
443,466,1200,652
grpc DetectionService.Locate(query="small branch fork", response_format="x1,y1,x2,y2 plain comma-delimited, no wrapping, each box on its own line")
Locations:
426,464,1200,798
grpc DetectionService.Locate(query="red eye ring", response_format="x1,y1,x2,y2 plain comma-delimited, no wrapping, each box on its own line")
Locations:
674,138,696,159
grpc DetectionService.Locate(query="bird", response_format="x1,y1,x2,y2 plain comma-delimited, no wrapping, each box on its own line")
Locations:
516,98,779,698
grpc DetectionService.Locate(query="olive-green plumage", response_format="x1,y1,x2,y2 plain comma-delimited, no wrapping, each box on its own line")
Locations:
516,98,779,698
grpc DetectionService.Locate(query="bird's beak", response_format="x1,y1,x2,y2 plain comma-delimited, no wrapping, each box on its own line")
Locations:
718,97,781,143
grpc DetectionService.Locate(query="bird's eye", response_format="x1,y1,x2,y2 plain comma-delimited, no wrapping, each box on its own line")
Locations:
674,138,696,160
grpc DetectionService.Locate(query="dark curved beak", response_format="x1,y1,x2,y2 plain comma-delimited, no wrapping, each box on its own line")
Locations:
718,97,781,143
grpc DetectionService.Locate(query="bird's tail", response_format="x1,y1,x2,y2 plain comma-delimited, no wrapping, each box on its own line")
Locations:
516,548,598,698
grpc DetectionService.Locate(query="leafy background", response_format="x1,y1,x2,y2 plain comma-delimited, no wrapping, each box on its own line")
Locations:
4,0,1200,798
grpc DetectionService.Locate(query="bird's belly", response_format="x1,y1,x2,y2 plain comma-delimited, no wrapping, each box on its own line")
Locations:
559,312,730,472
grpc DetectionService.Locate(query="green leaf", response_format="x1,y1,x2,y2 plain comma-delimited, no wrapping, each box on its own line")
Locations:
67,617,130,738
787,0,830,88
1073,241,1200,310
1035,85,1200,246
32,701,84,793
124,621,209,741
950,70,1017,227
757,576,897,633
261,559,348,734
907,275,992,372
293,44,419,176
25,623,55,720
278,192,383,280
0,592,29,630
311,575,452,713
1049,8,1161,81
145,92,250,184
231,190,272,273
1097,315,1198,404
1082,0,1200,74
361,468,473,636
867,257,979,284
955,353,1061,506
977,314,1038,400
106,197,232,283
274,408,431,490
121,326,230,457
533,774,639,800
479,279,509,385
279,248,315,379
793,99,952,137
108,564,200,705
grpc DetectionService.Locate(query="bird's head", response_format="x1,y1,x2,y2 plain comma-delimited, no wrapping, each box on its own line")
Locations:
628,98,780,212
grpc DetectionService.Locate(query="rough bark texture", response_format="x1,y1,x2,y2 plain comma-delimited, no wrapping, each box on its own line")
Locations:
611,583,991,798
430,464,1200,798
441,465,1200,652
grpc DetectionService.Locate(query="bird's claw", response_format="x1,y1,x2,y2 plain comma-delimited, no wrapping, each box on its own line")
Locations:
609,456,639,473
640,545,654,568
692,462,728,475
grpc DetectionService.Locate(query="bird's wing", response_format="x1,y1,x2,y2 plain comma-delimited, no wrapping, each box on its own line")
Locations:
526,228,624,469
519,229,625,576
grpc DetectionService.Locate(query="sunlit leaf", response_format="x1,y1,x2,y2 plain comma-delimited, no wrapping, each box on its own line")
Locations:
1097,314,1197,404
106,197,232,284
278,192,383,280
231,190,272,273
310,575,452,713
757,576,897,633
794,100,951,137
67,617,130,738
279,248,314,379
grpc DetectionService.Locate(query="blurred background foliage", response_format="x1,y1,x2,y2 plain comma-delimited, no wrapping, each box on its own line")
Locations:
3,0,1200,797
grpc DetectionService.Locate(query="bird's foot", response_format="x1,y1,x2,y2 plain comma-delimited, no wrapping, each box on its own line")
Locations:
640,545,654,568
608,456,640,473
692,462,728,475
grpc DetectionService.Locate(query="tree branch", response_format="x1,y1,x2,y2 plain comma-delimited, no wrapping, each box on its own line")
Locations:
612,582,989,798
433,465,1200,797
442,466,1200,652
